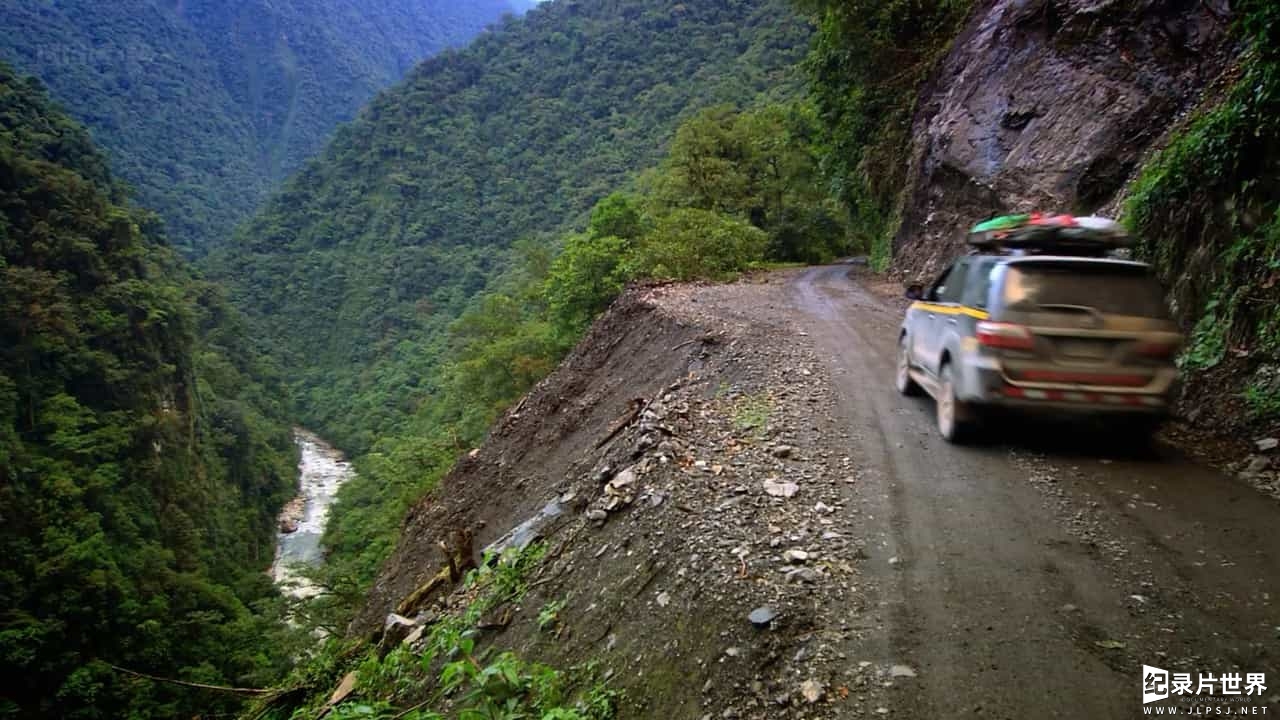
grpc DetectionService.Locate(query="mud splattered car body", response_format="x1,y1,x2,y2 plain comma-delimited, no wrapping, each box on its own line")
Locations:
895,219,1184,442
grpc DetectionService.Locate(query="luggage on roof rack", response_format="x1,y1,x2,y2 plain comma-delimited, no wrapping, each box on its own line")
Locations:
966,213,1131,256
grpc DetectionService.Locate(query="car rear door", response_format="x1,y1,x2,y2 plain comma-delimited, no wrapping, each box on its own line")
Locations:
988,259,1181,391
922,259,969,373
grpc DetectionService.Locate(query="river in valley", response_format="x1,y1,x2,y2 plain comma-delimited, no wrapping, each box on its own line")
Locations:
270,430,355,599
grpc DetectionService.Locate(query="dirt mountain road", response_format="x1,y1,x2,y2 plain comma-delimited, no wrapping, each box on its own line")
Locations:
791,264,1280,717
360,264,1278,720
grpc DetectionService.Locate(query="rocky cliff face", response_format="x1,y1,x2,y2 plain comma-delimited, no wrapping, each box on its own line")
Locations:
892,0,1234,281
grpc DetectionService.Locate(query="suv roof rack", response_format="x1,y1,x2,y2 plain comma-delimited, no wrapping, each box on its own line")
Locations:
966,213,1132,258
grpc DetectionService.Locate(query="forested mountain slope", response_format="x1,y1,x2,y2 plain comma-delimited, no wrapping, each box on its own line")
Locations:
211,0,812,454
0,0,521,254
0,63,299,719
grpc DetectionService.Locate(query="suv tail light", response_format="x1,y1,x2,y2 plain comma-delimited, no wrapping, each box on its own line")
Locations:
1134,340,1178,359
976,321,1035,350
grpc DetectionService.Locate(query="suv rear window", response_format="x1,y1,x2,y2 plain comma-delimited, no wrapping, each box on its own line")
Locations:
1000,262,1169,318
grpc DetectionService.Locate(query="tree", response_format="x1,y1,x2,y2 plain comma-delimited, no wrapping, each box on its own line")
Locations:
0,63,298,719
545,233,632,335
796,0,973,263
205,0,811,458
588,193,646,240
633,209,769,281
651,103,848,262
0,0,520,255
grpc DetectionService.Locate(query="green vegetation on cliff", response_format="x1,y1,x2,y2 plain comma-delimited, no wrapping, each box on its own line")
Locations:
798,0,973,267
268,93,850,716
250,545,619,720
0,0,520,254
0,64,299,719
1125,0,1280,426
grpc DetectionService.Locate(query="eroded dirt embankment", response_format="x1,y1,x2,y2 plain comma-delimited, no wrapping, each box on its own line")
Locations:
353,270,903,718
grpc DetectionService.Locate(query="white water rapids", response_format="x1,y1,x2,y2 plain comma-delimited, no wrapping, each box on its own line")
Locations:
270,430,355,599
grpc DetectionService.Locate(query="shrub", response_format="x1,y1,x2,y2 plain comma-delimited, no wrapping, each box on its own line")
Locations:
632,209,768,281
544,233,632,335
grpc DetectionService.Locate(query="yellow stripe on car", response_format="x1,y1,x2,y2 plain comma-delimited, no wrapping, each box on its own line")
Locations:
910,302,990,320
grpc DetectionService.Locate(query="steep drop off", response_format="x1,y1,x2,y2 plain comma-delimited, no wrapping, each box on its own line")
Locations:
335,266,1280,720
0,0,521,253
288,273,889,719
0,64,298,719
212,0,812,455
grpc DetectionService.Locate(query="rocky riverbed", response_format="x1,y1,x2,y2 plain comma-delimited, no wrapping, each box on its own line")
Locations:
271,430,355,599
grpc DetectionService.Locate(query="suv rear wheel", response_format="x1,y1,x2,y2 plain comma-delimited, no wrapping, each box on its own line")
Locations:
937,363,977,444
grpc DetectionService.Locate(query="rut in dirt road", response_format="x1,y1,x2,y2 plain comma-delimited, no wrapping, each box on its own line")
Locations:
792,265,1280,718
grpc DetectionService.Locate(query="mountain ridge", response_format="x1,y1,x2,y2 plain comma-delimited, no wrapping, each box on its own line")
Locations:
0,61,300,719
0,0,522,253
211,0,814,455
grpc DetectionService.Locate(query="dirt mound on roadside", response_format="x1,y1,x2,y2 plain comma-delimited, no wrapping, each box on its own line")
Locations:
352,270,898,718
350,283,704,635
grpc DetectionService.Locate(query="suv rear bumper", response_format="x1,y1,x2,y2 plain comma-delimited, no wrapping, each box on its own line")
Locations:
958,354,1174,416
982,394,1168,416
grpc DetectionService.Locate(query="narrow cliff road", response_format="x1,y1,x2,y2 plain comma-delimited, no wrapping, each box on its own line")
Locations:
360,264,1279,720
791,265,1280,717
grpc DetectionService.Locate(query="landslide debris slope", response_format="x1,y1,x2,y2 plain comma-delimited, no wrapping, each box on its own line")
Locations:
892,0,1234,280
353,271,897,718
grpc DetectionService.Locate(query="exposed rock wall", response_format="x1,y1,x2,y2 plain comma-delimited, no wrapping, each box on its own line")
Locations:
892,0,1234,281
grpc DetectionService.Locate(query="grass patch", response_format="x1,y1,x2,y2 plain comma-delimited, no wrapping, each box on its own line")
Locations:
1245,383,1280,422
247,544,619,720
1244,365,1280,423
731,393,772,439
538,598,569,634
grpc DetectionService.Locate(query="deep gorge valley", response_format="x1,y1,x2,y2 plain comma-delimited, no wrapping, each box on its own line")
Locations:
1,1,1278,718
